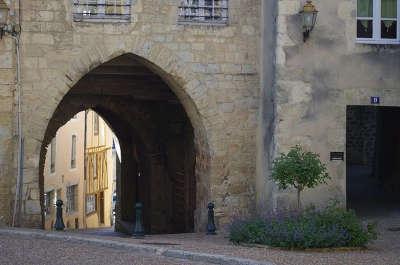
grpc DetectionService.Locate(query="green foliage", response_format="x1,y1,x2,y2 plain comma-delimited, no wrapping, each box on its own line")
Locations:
271,145,330,208
229,205,377,249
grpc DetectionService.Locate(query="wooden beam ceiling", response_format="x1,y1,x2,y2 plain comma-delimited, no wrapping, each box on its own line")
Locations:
67,55,178,102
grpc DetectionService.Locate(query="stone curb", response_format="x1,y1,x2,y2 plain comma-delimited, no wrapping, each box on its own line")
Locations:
0,228,275,265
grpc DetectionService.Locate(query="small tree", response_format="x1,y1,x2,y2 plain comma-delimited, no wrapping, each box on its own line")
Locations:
271,145,330,209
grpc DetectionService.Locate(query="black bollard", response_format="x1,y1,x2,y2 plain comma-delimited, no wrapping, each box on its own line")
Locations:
206,202,216,235
133,202,145,238
54,199,65,231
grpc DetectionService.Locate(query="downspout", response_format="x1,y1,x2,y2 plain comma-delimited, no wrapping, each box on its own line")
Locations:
83,110,88,228
11,32,22,227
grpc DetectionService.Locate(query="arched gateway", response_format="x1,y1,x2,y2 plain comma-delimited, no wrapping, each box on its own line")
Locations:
33,52,211,233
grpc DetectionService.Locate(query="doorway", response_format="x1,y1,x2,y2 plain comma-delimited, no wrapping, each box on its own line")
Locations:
346,106,400,215
41,54,198,234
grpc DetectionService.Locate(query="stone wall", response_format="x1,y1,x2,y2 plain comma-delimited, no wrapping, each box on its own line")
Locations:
270,0,400,210
9,0,261,228
0,0,16,226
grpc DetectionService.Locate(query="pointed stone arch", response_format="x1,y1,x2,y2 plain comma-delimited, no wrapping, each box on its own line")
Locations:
21,39,213,231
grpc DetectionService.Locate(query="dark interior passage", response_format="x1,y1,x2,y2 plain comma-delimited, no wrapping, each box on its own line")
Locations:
347,106,400,215
40,54,197,234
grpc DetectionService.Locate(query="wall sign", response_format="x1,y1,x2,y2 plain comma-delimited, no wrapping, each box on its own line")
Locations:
330,152,344,161
370,96,380,104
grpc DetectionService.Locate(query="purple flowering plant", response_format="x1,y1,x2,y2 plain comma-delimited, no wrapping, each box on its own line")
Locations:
229,203,377,249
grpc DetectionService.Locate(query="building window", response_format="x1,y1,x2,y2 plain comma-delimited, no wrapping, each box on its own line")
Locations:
71,135,77,169
178,0,228,25
357,0,399,44
86,194,97,215
44,190,55,216
66,185,78,213
50,137,56,173
56,188,62,201
94,113,99,136
73,0,131,22
93,154,98,179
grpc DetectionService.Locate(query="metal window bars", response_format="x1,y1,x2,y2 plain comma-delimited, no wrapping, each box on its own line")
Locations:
66,185,78,213
178,0,228,25
73,0,131,22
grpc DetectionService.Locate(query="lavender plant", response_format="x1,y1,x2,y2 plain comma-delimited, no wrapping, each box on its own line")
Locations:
229,204,377,249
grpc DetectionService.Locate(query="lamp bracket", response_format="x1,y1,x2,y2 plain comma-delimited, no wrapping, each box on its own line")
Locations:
0,23,20,39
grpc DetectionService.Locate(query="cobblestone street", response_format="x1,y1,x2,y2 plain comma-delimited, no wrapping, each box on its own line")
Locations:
0,234,210,265
1,214,400,265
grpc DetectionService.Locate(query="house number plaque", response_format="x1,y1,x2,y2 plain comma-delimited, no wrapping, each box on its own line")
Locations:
370,96,380,104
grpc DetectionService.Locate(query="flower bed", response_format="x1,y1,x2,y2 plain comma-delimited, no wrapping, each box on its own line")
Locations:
229,205,377,249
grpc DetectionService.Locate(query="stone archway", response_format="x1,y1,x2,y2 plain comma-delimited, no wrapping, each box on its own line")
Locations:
33,52,211,233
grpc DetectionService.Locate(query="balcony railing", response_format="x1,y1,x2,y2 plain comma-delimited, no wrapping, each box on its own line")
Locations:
73,0,131,22
178,0,228,25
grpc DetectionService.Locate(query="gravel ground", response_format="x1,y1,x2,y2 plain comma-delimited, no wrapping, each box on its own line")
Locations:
0,234,210,265
68,214,400,265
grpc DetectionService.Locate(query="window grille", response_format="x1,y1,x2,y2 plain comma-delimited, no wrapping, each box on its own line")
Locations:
178,0,228,25
56,188,62,201
86,194,97,214
44,190,55,216
66,185,78,213
73,0,132,22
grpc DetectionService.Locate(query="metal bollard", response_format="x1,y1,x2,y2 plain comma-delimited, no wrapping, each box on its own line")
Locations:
54,199,65,231
133,202,145,238
206,202,216,235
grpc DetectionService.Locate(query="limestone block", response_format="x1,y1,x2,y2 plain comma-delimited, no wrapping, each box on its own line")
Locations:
279,0,300,15
0,38,13,51
0,52,13,69
31,33,55,45
24,200,41,215
0,97,12,113
0,69,15,84
37,11,54,22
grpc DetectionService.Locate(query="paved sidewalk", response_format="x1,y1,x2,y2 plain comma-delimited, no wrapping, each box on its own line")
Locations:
0,228,273,265
1,214,399,265
71,215,400,265
0,234,210,265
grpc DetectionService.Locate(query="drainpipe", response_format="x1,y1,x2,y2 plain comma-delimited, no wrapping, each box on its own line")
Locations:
11,32,22,227
11,0,23,227
83,110,88,228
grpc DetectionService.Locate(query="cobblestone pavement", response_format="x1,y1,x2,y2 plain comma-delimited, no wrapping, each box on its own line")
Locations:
69,214,400,265
0,234,210,265
1,214,399,265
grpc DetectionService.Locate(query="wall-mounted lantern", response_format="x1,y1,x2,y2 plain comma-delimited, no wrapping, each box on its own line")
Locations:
0,0,20,39
300,0,318,42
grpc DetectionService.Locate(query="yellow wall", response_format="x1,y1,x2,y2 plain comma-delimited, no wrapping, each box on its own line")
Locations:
44,112,85,230
44,110,116,230
85,111,115,228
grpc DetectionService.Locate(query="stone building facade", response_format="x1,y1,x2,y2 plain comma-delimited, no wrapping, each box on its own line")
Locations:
0,0,399,231
258,0,400,211
0,0,260,230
